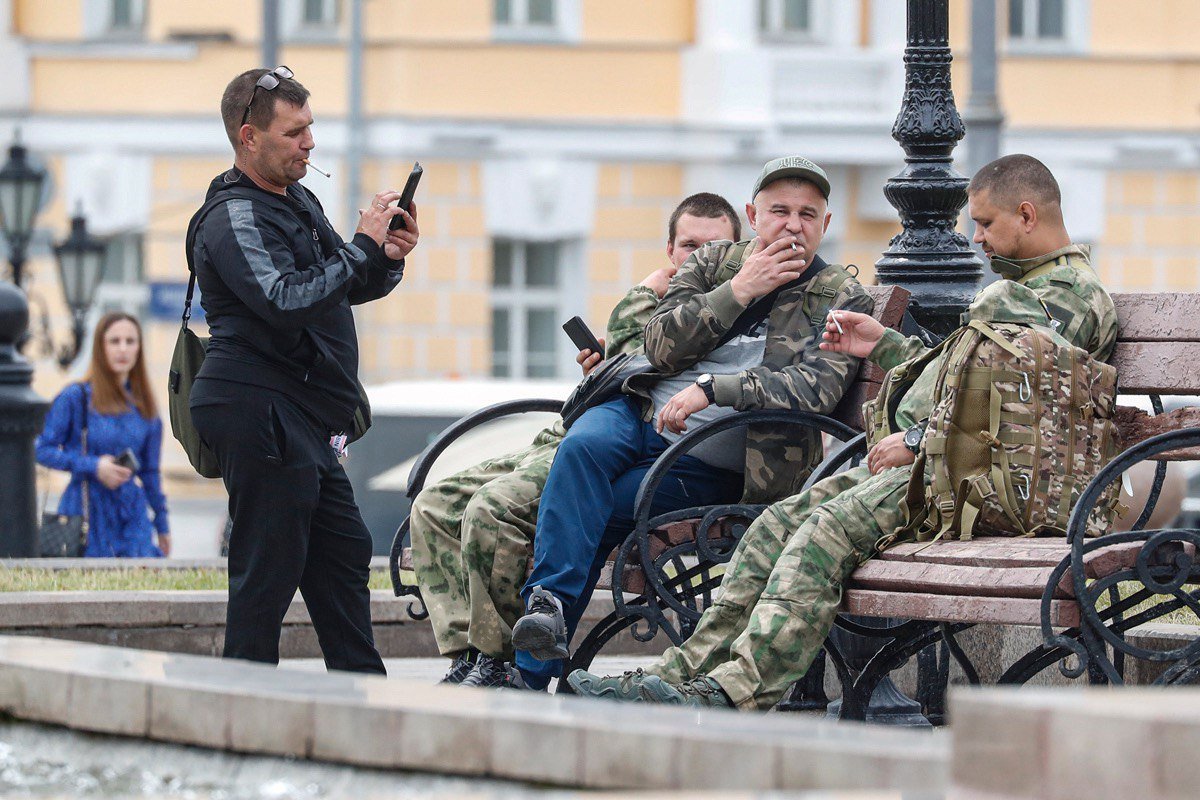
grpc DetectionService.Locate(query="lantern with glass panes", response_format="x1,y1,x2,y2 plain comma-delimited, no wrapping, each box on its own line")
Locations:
0,136,47,289
53,206,107,367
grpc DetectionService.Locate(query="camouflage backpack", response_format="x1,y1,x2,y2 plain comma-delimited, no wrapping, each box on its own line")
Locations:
896,282,1122,541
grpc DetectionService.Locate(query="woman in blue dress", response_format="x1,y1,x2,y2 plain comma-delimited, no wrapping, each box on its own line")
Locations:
37,312,171,557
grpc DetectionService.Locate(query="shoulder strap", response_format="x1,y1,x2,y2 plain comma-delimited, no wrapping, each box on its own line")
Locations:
79,383,90,530
183,187,261,326
801,264,855,324
712,240,753,286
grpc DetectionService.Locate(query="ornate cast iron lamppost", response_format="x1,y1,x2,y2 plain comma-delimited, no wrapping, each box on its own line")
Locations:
875,0,983,336
53,207,108,367
0,134,47,291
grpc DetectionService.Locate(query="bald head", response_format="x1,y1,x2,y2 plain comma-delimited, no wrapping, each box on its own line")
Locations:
969,154,1062,220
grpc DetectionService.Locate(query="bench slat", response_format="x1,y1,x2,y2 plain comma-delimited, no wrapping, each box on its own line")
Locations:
1114,293,1200,343
848,560,1070,599
1110,341,1200,395
841,589,1080,627
1115,405,1200,460
878,541,1068,569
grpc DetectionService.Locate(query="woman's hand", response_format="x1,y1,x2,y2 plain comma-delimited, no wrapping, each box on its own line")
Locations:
157,533,172,557
866,432,915,475
95,455,133,490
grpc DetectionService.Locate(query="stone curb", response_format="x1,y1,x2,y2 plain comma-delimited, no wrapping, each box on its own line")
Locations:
0,636,947,793
0,556,391,570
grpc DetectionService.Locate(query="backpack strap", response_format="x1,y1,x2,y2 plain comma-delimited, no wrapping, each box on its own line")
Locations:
801,264,854,326
712,240,753,286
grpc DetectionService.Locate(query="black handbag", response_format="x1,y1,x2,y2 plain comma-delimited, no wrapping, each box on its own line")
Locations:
560,353,656,429
39,387,89,558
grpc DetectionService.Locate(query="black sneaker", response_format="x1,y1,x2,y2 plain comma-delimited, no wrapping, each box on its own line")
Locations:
511,585,569,661
439,649,478,685
460,655,543,691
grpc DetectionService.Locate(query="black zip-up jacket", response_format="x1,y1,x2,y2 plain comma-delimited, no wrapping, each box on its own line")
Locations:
191,169,404,431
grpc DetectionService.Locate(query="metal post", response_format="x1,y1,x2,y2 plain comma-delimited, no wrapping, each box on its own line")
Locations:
345,0,365,232
262,0,280,68
875,0,984,336
964,0,1005,284
0,281,49,556
8,237,25,289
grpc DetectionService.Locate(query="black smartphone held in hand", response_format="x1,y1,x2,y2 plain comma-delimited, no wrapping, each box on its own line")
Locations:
114,448,140,472
390,162,423,231
562,316,604,356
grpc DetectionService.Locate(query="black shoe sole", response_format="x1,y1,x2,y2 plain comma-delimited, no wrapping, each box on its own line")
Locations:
511,618,569,661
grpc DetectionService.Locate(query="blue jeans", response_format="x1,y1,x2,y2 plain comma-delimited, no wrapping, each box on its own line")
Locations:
516,396,743,687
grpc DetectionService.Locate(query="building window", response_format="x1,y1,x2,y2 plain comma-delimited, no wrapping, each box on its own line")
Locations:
110,0,145,32
301,0,339,27
759,0,814,40
1008,0,1065,41
493,0,580,42
490,239,566,378
84,0,145,38
92,232,147,316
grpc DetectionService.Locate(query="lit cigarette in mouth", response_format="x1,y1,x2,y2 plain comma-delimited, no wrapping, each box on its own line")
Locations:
831,310,845,335
791,242,798,252
303,158,331,177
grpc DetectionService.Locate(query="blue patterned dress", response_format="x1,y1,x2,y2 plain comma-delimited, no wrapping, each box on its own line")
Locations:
36,383,169,557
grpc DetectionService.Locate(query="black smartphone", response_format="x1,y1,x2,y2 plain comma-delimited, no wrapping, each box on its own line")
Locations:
562,316,604,356
390,162,423,231
114,448,140,472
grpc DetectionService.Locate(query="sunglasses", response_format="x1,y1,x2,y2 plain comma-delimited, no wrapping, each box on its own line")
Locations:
240,65,295,128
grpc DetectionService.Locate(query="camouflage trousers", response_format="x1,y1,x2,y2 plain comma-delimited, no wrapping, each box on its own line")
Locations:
648,463,912,710
409,424,563,660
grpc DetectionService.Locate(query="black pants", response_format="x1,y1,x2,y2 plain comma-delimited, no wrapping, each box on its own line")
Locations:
191,378,385,674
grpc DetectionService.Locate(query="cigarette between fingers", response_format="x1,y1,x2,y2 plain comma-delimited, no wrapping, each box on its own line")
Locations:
831,310,845,334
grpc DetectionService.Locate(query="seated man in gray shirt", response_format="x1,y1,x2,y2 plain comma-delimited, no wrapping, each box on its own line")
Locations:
509,157,873,686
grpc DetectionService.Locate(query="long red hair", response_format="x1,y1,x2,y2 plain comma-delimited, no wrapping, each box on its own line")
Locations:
85,312,157,419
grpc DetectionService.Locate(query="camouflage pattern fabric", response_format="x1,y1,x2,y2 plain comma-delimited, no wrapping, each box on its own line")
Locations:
409,285,657,659
626,238,874,503
639,246,1119,710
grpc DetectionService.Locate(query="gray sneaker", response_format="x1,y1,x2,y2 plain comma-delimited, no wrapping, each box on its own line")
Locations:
566,668,654,702
511,585,569,660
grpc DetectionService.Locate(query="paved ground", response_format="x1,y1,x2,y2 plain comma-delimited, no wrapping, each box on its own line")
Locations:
281,654,658,692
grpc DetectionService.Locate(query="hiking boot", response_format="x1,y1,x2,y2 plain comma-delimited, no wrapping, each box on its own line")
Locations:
638,675,734,709
566,668,654,702
511,585,569,660
439,649,478,685
460,655,543,691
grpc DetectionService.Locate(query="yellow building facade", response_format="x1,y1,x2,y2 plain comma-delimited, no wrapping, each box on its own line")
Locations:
2,0,1198,486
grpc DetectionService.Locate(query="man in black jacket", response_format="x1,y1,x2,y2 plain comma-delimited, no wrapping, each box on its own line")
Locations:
189,67,418,673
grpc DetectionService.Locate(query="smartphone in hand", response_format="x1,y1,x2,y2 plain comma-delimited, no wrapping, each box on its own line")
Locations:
390,162,423,231
114,448,140,472
562,316,604,356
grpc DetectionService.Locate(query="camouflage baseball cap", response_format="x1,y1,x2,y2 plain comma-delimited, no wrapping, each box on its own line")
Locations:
751,156,831,201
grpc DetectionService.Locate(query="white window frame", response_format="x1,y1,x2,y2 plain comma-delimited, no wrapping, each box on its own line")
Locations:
1005,0,1090,55
92,231,148,318
281,0,342,42
83,0,146,40
490,238,578,379
758,0,819,43
493,0,582,44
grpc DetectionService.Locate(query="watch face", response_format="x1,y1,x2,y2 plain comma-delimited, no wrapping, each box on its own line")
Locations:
904,428,922,447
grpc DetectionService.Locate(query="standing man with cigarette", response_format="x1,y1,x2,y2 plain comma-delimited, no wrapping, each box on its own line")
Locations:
188,67,419,673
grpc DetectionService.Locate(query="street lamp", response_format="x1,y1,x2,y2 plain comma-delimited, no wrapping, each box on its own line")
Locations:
53,207,107,367
0,133,48,289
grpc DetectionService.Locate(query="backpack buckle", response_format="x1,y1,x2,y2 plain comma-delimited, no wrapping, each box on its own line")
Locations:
1019,372,1033,402
1016,474,1031,501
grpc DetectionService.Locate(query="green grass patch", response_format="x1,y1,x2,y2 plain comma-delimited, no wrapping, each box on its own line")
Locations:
0,567,395,593
1095,582,1200,627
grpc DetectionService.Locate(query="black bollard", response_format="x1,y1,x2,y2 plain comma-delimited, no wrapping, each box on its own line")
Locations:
0,282,49,556
875,0,984,337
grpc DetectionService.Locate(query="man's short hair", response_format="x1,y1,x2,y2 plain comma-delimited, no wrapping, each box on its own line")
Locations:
221,68,311,148
968,154,1062,210
668,192,742,243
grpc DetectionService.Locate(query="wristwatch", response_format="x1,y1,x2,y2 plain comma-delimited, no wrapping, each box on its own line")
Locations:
695,373,716,403
903,421,927,455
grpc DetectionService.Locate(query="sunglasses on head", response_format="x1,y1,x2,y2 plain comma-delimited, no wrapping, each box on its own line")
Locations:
240,65,295,128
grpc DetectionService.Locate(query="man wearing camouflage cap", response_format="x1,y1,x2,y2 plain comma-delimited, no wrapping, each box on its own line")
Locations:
512,157,874,680
569,153,1117,710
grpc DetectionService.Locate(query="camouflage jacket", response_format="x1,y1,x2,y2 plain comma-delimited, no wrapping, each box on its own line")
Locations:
871,244,1118,436
627,238,874,503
